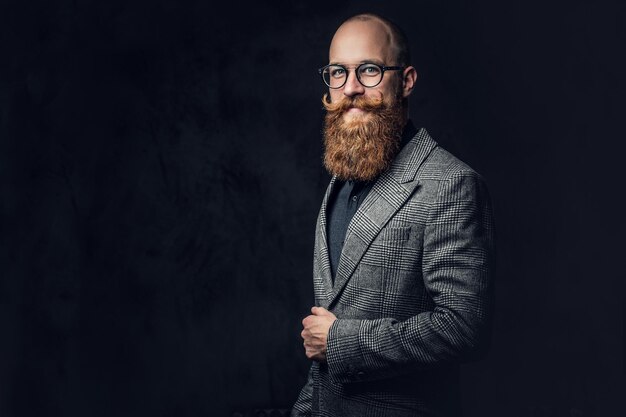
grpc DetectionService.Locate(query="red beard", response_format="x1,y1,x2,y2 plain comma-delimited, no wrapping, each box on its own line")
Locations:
322,93,405,182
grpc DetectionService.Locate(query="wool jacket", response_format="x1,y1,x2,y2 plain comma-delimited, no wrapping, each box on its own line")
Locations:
292,128,495,417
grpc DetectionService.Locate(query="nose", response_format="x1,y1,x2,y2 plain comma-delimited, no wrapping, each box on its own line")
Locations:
342,69,365,97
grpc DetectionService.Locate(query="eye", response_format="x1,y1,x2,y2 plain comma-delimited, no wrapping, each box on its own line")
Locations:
329,67,346,78
359,64,381,76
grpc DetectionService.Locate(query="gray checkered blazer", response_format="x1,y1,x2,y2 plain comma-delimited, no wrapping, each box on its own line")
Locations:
292,128,495,417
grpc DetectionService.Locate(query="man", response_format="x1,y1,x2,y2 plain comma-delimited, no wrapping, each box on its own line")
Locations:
292,13,495,417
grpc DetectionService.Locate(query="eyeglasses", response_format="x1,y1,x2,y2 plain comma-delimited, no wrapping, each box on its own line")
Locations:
318,63,404,89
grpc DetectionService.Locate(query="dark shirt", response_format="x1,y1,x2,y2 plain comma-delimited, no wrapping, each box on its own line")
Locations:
326,120,418,281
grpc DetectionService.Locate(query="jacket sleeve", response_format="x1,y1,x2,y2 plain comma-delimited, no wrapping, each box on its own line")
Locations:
291,364,314,416
325,170,495,384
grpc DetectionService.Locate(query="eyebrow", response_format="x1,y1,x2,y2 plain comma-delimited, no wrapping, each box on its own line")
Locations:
328,59,386,66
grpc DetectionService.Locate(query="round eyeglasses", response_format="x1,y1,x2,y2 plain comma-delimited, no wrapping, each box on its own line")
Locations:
318,63,404,89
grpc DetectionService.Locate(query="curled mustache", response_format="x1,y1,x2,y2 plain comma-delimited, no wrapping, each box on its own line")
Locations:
321,93,385,114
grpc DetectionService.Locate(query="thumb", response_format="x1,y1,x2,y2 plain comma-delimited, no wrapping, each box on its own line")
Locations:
311,306,329,316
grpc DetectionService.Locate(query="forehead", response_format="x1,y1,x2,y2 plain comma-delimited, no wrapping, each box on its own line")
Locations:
329,19,393,64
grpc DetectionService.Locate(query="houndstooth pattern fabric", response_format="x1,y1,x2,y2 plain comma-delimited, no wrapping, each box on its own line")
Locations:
292,128,495,417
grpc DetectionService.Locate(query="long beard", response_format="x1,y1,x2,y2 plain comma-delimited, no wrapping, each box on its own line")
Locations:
322,93,405,182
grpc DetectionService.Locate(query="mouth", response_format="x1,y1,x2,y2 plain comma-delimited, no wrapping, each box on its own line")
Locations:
344,107,369,119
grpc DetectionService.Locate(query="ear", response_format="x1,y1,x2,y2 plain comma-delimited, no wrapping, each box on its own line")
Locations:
401,66,418,98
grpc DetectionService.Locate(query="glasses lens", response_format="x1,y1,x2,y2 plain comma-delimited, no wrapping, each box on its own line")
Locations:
323,65,346,89
357,64,383,87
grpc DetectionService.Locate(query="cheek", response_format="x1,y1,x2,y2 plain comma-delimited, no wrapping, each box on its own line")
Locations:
329,90,342,103
378,76,401,95
378,85,402,104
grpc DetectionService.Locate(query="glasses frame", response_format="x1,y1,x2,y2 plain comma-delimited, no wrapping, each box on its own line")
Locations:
318,63,404,89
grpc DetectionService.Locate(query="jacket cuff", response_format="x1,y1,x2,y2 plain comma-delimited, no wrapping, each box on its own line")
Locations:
326,319,368,383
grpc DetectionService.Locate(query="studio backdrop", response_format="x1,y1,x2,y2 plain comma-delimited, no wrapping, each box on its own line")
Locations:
0,0,624,416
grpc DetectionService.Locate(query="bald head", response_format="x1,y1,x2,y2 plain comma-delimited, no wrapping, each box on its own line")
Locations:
330,14,410,67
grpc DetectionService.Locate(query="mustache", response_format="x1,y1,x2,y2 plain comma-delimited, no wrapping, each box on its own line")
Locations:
321,93,385,113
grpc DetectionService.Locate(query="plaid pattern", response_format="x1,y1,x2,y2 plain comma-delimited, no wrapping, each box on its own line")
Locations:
292,129,495,417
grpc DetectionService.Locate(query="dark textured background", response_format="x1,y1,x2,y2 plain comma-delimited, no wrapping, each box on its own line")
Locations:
1,0,624,416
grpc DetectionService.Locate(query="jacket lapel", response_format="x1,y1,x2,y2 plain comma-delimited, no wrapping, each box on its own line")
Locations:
328,128,438,308
313,176,337,308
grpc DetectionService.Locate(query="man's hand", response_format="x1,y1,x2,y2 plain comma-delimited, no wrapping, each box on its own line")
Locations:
301,306,337,362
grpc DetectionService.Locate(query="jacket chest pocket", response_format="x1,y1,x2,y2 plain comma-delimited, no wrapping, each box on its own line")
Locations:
378,225,412,242
361,225,420,268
